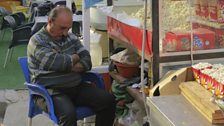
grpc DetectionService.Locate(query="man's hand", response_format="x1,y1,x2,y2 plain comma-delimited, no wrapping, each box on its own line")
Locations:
72,62,85,72
72,54,80,65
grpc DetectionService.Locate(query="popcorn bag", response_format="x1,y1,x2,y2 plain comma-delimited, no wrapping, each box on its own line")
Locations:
192,62,212,84
207,0,224,23
215,28,224,48
217,0,224,23
192,67,201,83
215,80,224,98
200,0,209,19
212,69,224,97
195,0,201,17
216,82,224,98
200,68,216,88
207,76,217,93
207,69,224,95
203,72,211,89
200,70,208,87
208,0,218,22
193,62,224,98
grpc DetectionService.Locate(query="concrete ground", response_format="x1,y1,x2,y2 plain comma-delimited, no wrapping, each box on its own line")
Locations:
0,89,95,126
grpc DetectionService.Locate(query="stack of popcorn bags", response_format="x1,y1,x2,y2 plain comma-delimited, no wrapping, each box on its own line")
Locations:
192,63,224,99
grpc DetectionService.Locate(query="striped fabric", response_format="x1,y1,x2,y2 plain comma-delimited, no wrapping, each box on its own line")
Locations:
27,26,92,87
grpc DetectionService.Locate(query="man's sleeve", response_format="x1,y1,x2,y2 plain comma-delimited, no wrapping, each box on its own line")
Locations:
73,37,92,71
28,36,73,72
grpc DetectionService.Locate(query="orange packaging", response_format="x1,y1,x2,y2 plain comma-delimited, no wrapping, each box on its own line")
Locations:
217,0,224,23
192,66,212,84
208,0,218,21
200,0,209,19
203,73,211,89
192,67,201,83
215,81,224,98
200,72,208,87
200,68,218,89
207,77,217,94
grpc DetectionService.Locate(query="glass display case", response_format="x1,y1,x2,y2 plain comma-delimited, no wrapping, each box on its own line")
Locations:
155,0,224,81
106,0,224,84
160,0,224,54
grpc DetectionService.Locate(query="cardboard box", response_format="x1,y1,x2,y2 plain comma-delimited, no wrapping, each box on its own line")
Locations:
164,28,215,52
164,31,191,52
149,67,224,124
150,65,224,98
150,67,194,96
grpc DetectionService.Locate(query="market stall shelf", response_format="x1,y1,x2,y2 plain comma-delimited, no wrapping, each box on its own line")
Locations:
107,16,152,61
150,0,224,83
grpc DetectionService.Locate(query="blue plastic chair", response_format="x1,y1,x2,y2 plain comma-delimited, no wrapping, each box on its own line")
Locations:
18,57,105,126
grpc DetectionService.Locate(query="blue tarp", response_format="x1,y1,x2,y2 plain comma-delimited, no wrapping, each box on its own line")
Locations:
84,0,103,9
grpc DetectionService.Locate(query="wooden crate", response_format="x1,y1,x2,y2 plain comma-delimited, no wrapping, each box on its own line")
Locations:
180,81,224,124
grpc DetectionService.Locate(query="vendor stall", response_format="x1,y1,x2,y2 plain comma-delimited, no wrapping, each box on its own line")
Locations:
106,0,224,126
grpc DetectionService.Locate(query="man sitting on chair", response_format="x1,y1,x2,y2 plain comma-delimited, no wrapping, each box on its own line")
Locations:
27,6,116,126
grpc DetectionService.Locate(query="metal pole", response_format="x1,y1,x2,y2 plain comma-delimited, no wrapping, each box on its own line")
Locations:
152,0,160,85
82,0,90,51
140,0,150,123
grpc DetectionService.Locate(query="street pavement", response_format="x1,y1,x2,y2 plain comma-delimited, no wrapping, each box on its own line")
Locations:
0,89,95,126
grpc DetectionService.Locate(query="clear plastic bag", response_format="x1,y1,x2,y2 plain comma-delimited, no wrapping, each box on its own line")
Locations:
117,101,145,126
118,109,137,126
